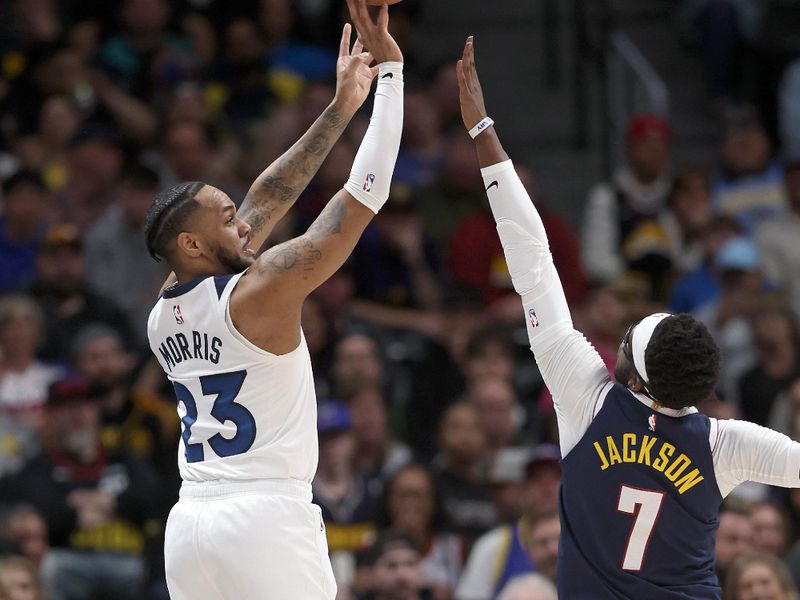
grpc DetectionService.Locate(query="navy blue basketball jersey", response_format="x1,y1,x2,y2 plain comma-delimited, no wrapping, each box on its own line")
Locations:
558,383,722,599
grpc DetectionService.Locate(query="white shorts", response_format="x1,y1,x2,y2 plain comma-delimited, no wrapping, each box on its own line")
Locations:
165,479,336,600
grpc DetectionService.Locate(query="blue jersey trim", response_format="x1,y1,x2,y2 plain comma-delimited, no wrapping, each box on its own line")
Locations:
214,274,236,300
162,276,206,298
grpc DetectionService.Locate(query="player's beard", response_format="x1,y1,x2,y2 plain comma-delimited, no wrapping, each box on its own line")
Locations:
212,243,252,274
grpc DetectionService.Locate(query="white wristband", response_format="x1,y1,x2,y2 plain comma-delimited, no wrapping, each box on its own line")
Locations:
469,117,494,139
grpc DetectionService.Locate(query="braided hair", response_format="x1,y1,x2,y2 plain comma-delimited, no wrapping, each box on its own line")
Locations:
143,181,205,262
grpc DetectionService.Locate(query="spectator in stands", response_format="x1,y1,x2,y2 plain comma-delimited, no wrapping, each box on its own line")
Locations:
780,60,800,159
716,500,755,584
0,505,48,569
668,214,742,314
695,236,766,405
0,555,44,600
432,402,496,546
348,384,412,492
711,105,786,235
664,166,713,275
313,402,380,590
0,294,62,431
738,306,800,426
449,165,586,311
84,162,168,343
30,223,135,362
0,378,159,600
331,332,385,402
724,553,799,600
0,170,50,293
160,121,219,187
749,501,789,558
466,377,527,462
582,114,673,296
395,88,444,188
756,160,800,316
375,464,463,600
456,445,561,600
496,573,557,600
358,529,435,600
524,511,560,583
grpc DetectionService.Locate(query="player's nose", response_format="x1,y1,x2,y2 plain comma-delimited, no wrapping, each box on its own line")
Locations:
238,219,251,238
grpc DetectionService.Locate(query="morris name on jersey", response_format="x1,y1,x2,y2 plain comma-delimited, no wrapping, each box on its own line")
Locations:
156,330,223,372
592,433,705,494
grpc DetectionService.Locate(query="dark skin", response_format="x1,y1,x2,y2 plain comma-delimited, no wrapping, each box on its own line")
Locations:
162,0,402,355
457,37,649,397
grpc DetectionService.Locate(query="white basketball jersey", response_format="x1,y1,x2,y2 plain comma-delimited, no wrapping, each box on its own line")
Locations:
147,272,318,483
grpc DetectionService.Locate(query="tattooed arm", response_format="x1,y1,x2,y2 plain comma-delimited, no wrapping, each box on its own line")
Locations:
237,23,378,252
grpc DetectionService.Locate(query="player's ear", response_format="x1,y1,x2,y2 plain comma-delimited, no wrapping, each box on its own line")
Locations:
176,231,203,259
627,376,644,393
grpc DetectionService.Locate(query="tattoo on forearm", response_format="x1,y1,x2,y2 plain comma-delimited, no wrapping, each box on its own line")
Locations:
308,197,347,238
240,106,349,237
262,238,323,281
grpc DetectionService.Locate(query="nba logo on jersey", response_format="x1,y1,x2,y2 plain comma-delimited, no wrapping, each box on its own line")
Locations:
528,307,539,328
648,414,657,432
173,305,185,324
363,173,375,192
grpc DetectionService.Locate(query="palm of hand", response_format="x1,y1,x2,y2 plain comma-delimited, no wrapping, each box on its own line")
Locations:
337,55,375,109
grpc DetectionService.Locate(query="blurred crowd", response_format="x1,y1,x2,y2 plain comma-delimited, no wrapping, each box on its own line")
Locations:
0,0,798,599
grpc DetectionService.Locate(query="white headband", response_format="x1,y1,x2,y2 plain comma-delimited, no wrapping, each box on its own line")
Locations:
631,313,672,384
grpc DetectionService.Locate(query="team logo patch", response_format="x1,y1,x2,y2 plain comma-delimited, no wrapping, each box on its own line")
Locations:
363,173,376,192
528,307,539,328
648,414,657,432
173,305,185,325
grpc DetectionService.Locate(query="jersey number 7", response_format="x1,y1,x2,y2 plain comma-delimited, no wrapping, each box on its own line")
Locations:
616,485,665,571
173,370,257,463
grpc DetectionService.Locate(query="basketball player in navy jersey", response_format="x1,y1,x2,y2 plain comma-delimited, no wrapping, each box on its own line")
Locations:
456,38,800,599
142,2,403,598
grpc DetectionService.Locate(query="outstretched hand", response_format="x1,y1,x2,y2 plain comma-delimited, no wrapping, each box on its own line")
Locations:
335,23,379,114
346,0,403,64
456,36,489,131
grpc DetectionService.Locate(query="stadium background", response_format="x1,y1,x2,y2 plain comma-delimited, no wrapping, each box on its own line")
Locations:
0,0,799,598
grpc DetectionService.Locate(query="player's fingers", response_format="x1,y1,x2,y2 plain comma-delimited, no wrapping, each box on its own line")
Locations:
352,37,364,56
346,0,367,35
378,3,389,31
340,23,352,58
370,65,379,79
356,51,374,65
456,60,467,93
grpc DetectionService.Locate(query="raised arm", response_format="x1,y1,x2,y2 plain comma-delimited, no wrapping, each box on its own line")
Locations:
232,0,403,351
457,38,610,456
237,23,375,252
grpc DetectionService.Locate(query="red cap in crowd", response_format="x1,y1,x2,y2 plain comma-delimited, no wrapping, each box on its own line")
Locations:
626,114,672,142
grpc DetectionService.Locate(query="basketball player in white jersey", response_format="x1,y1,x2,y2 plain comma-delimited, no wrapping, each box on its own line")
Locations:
142,2,403,597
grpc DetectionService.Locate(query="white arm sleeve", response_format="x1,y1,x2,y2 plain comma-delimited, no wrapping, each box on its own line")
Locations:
343,62,403,213
712,418,800,497
481,160,611,457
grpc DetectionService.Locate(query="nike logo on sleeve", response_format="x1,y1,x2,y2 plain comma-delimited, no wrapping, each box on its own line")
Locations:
486,181,499,191
381,72,394,79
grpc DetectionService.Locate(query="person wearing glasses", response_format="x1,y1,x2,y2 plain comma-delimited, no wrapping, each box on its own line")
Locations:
455,37,800,599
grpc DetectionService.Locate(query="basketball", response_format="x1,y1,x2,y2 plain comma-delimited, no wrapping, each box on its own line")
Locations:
365,0,403,5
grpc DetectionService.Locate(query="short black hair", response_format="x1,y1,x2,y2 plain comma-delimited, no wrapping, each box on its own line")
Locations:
360,529,417,567
144,181,205,262
644,314,720,410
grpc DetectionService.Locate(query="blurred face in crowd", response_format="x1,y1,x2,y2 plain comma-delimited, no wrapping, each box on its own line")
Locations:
74,334,134,388
627,132,670,183
36,243,85,295
48,398,101,457
33,48,85,95
0,560,42,600
370,545,422,600
38,95,80,148
122,0,169,35
2,183,48,239
469,377,516,450
750,503,788,557
721,125,771,177
527,514,561,582
465,340,514,384
733,560,791,600
388,466,435,535
716,511,754,572
259,0,293,43
522,462,561,515
332,334,382,393
166,84,209,126
349,387,388,448
701,218,741,261
225,19,264,67
0,303,41,363
165,123,213,181
68,139,124,200
581,287,627,343
752,312,797,365
118,178,160,227
404,90,442,148
438,402,485,466
670,172,712,236
431,63,460,124
318,430,356,476
5,510,48,568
